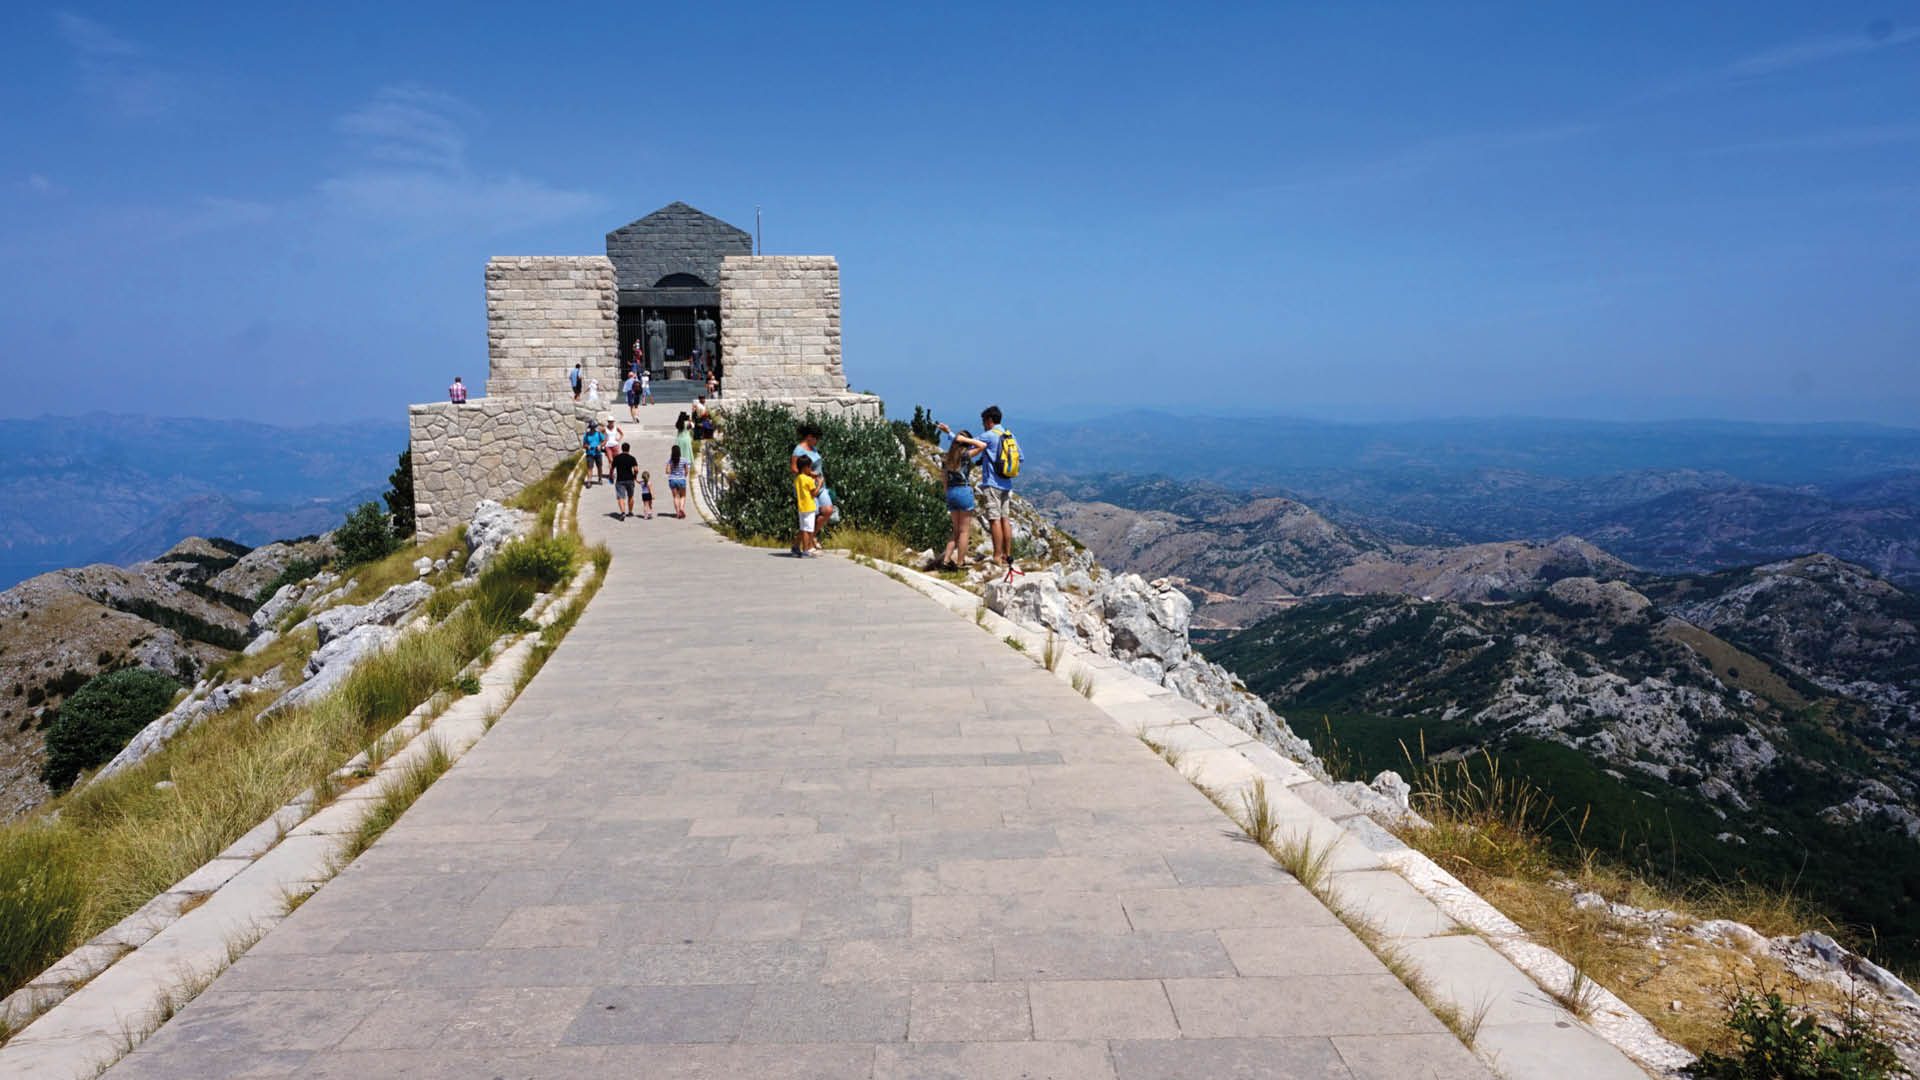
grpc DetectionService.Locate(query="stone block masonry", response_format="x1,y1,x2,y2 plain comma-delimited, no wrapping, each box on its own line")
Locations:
720,255,881,417
409,399,586,540
485,256,618,400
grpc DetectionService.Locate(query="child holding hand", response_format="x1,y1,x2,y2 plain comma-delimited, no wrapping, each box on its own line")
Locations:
795,457,821,558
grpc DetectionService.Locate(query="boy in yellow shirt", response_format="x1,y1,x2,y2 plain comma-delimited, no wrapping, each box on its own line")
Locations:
794,457,821,558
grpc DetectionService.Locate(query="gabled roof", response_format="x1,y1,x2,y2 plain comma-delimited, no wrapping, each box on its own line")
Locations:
606,202,751,241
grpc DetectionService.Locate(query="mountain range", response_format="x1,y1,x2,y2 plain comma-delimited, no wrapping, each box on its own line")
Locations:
0,414,401,589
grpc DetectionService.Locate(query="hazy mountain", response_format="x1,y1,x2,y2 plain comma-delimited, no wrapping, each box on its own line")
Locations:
0,414,401,588
1017,414,1920,585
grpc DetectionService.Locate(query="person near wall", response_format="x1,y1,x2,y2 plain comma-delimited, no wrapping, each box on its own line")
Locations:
789,423,836,555
570,363,583,401
623,370,640,420
448,377,467,404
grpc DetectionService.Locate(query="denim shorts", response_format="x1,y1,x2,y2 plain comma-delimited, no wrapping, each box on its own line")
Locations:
945,485,976,512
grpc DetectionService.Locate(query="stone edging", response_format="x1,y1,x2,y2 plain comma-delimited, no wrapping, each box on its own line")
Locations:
846,552,1689,1079
0,544,603,1079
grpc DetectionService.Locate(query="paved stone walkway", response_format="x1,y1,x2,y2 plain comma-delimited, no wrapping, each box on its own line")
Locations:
109,434,1490,1079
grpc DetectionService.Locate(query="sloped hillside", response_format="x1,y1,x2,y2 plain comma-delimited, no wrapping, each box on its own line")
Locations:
1212,563,1920,968
0,535,328,819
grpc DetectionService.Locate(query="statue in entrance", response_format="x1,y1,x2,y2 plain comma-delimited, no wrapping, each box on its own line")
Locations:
643,310,668,374
694,309,718,367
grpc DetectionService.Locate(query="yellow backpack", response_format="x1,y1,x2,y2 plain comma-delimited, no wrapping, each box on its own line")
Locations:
995,429,1022,479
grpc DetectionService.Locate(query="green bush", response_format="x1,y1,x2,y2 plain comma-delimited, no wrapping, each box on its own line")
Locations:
715,402,948,551
1684,991,1896,1080
40,668,180,791
335,502,399,567
488,536,578,590
909,405,941,443
253,556,323,608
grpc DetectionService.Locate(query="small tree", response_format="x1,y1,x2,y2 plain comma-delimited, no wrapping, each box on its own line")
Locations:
909,405,941,444
385,449,416,539
335,501,399,567
41,668,180,790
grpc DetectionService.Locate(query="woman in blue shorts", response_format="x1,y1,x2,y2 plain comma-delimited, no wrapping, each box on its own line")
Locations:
935,422,987,570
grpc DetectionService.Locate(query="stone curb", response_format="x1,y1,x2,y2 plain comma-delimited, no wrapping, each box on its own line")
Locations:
0,538,602,1078
841,551,1680,1079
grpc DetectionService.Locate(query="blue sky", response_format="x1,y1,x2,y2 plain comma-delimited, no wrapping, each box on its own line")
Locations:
2,2,1917,426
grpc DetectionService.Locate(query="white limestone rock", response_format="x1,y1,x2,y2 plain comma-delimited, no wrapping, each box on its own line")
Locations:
312,580,435,646
266,623,397,716
1097,573,1192,665
92,668,285,783
465,500,535,578
982,573,1077,639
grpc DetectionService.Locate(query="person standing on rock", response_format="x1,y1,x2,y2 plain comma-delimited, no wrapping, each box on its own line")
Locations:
935,422,987,570
610,442,639,520
977,405,1020,578
570,363,583,401
789,423,836,555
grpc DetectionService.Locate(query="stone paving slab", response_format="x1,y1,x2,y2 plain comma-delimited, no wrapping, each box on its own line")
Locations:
107,434,1497,1078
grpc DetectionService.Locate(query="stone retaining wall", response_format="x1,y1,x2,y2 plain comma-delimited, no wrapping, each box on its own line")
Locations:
485,256,618,400
409,399,583,539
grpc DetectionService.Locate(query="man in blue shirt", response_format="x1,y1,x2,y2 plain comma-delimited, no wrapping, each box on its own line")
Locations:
976,405,1018,576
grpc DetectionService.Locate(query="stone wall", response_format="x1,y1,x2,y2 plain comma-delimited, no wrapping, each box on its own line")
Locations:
719,255,880,417
409,399,585,540
485,256,617,400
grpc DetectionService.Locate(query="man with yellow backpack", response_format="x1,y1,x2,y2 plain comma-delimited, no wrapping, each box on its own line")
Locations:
976,405,1023,580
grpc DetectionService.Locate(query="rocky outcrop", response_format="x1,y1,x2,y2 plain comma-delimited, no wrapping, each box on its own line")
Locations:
264,623,397,717
93,668,287,783
465,500,535,578
209,535,335,601
983,565,1320,771
312,581,434,646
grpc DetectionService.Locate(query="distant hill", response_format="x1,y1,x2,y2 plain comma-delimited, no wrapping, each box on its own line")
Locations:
1210,559,1920,968
1018,413,1920,586
0,414,401,588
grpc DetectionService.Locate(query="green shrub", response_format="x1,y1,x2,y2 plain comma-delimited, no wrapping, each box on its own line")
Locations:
909,405,941,443
715,402,948,550
40,668,180,791
1684,990,1896,1080
488,536,578,590
335,502,399,568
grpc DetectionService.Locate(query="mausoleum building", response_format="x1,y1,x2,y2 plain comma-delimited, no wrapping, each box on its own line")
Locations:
406,202,879,538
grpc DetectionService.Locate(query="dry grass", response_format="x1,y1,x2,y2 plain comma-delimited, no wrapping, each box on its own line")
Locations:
1270,830,1335,893
335,528,466,608
1041,633,1061,673
1070,668,1094,698
1238,778,1279,849
1381,746,1869,1054
340,737,451,862
1002,635,1026,653
824,528,910,564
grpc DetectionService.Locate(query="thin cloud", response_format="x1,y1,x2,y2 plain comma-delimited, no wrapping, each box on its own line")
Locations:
321,85,601,233
21,174,64,195
53,10,177,118
336,85,472,172
1723,25,1920,79
1703,125,1920,156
